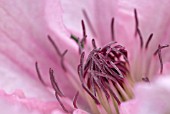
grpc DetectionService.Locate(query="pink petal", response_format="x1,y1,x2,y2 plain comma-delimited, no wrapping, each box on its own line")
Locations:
120,76,170,114
92,0,118,45
60,0,88,34
0,90,73,114
60,0,118,45
73,109,89,114
0,0,78,97
162,62,170,75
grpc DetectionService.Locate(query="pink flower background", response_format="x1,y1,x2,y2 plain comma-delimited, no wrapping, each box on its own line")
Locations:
0,0,170,114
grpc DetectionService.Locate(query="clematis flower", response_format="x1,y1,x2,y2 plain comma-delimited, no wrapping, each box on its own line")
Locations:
1,0,170,114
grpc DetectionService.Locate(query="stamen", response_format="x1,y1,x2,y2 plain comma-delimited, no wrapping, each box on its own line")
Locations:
55,91,69,113
82,84,100,104
82,9,96,36
77,52,85,82
154,44,169,74
49,68,69,113
92,39,97,49
78,39,129,105
158,48,163,74
81,20,87,44
48,35,67,71
134,9,143,48
111,17,115,41
95,79,110,99
48,35,61,56
35,62,46,86
89,75,96,96
70,20,87,54
134,9,139,36
145,33,153,49
73,91,79,108
49,68,64,97
61,49,68,71
136,26,143,48
78,52,100,104
104,83,121,105
54,92,69,113
154,44,169,55
78,37,83,54
80,52,85,68
89,71,117,83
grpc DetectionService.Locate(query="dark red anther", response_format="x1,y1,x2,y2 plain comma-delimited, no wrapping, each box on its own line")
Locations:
154,44,169,74
154,44,169,55
82,9,96,36
61,49,68,71
111,17,115,41
81,20,87,43
134,9,139,36
55,91,70,113
35,62,46,86
48,35,62,56
134,9,143,48
92,39,97,49
49,68,70,113
145,33,153,49
48,35,68,71
73,91,79,108
137,29,144,48
49,68,64,97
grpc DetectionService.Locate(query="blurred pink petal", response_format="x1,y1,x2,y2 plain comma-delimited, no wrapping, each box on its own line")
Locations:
120,76,170,114
61,0,118,45
0,90,74,114
73,109,89,114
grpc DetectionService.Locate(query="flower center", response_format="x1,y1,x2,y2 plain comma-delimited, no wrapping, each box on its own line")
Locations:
35,8,169,114
77,39,132,113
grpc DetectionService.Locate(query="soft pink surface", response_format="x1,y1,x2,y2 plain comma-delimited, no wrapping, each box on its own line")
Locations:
1,0,170,114
120,76,170,114
0,90,75,114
